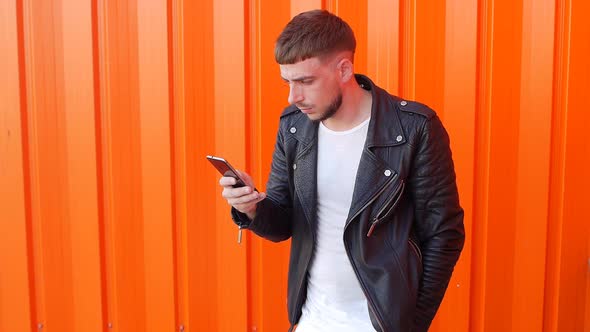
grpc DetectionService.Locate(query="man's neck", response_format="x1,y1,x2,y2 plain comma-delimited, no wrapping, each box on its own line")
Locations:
322,83,372,131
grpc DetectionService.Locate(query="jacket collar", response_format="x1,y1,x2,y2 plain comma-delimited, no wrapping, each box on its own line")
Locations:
355,74,407,148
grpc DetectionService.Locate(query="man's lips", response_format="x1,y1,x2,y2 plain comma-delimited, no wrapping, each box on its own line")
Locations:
297,106,313,113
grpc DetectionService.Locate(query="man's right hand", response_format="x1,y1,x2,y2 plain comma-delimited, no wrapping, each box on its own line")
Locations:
219,170,266,221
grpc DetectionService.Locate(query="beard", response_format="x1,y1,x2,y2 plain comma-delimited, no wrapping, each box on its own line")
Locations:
306,92,343,123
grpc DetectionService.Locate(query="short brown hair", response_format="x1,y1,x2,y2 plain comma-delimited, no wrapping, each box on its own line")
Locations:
275,10,356,64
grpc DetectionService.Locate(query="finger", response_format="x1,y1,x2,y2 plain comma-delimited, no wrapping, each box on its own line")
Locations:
227,191,260,205
219,176,237,186
228,191,265,205
222,186,253,199
233,192,266,210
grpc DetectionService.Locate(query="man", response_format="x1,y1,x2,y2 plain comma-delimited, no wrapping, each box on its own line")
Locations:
219,9,464,332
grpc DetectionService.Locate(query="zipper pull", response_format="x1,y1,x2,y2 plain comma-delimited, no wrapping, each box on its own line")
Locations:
367,221,377,237
237,226,243,244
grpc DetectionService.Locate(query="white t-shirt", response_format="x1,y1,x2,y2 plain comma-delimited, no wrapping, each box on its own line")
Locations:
295,117,375,332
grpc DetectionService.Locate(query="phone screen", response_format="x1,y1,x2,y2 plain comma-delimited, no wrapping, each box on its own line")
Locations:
206,155,247,188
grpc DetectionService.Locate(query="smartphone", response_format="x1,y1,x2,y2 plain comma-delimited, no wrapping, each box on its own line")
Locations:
206,155,247,188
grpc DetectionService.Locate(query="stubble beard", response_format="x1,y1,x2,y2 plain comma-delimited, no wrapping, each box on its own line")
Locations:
311,92,343,124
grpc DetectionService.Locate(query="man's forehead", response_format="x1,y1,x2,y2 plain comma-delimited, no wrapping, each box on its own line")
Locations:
279,57,323,78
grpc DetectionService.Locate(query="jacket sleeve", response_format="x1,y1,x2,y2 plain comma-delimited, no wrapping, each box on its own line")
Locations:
231,124,293,242
409,115,465,332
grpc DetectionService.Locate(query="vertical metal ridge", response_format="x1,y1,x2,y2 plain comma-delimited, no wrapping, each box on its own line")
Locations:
136,0,176,329
181,0,218,330
366,0,400,94
166,0,183,330
542,0,570,330
90,0,110,330
438,1,478,331
244,0,254,329
168,0,190,329
510,0,556,330
15,0,38,330
543,0,572,330
413,0,446,115
246,0,261,330
469,0,493,331
0,0,33,330
20,0,48,328
399,0,416,99
99,0,148,329
95,0,118,327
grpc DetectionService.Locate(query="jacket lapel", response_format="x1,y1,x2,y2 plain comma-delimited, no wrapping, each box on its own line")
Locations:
346,149,397,225
346,75,407,225
291,116,319,230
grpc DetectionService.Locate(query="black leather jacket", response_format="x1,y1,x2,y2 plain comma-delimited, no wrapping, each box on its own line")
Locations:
232,74,465,332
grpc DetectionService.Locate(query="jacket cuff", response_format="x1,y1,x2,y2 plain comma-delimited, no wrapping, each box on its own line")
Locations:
231,207,252,228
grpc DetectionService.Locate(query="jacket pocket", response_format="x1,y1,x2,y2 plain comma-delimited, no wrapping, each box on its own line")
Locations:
367,180,405,237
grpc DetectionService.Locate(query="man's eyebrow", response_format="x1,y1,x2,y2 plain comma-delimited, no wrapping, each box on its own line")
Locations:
281,75,315,82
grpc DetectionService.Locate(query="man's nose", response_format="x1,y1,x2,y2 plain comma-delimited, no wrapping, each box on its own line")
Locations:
288,85,303,105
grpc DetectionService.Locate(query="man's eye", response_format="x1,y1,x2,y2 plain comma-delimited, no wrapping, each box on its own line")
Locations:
302,80,313,85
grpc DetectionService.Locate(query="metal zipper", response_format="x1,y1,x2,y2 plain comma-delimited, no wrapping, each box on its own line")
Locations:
367,180,405,237
373,182,401,219
345,173,398,231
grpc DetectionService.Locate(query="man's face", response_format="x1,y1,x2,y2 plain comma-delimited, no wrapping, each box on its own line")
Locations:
279,57,342,122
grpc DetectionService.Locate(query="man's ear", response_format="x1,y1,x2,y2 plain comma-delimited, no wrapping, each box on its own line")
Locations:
337,57,354,83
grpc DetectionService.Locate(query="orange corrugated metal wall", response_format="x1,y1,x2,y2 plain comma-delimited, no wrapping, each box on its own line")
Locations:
1,0,589,331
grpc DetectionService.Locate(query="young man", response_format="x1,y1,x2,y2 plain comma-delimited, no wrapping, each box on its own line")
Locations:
219,9,465,332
